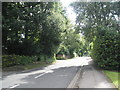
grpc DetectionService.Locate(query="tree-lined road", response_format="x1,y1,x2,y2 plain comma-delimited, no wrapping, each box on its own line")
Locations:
2,57,91,89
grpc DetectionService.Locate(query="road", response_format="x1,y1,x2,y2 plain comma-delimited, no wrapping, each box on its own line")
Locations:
1,57,91,89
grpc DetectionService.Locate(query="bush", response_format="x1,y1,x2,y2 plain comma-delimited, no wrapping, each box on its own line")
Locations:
56,56,66,60
37,55,55,62
46,57,56,63
91,31,120,70
2,55,38,67
2,55,56,67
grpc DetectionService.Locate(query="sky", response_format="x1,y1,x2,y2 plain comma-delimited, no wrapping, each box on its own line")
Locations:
60,0,76,24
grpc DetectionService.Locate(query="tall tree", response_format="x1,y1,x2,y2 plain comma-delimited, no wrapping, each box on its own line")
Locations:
2,2,67,58
71,2,120,41
71,2,120,70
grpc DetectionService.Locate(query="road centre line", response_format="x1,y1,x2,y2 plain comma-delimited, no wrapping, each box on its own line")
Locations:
34,72,47,79
9,84,20,88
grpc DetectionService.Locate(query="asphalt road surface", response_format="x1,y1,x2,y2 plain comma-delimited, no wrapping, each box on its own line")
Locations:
2,57,91,89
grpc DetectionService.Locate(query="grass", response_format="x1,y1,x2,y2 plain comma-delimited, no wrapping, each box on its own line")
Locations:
3,61,56,72
103,70,120,89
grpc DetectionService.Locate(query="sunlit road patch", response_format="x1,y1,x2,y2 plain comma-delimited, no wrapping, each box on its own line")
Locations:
2,57,91,88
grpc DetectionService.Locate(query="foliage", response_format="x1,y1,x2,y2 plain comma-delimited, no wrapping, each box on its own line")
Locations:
56,56,66,60
2,55,56,67
2,2,67,58
91,29,120,70
57,22,88,57
37,54,56,62
71,2,120,70
57,44,70,55
71,2,119,41
2,55,38,67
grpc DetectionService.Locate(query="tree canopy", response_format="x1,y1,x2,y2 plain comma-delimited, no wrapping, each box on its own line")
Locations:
2,2,67,57
71,2,120,70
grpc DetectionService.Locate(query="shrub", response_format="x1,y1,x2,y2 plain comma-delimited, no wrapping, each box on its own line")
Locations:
2,55,38,67
56,56,66,60
91,31,120,70
2,55,56,67
37,55,55,62
46,57,56,63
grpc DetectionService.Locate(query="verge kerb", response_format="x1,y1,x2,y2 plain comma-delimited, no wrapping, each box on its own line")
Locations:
67,65,84,88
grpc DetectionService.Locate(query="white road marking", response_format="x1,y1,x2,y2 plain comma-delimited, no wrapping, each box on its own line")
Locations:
34,73,47,79
9,84,20,88
34,70,53,79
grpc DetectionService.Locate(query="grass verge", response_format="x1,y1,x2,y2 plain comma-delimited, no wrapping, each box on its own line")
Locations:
103,70,120,89
3,61,56,72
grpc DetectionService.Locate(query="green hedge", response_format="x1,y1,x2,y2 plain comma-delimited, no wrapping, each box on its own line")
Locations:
2,55,56,67
2,55,38,67
91,31,120,70
56,57,66,60
37,55,56,62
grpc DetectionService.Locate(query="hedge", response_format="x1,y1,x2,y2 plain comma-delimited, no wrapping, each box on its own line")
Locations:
2,55,38,67
2,55,56,68
56,56,66,60
91,31,120,70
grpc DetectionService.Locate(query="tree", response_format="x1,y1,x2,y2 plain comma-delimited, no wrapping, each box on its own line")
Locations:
71,2,119,39
71,2,120,70
57,20,87,57
2,2,68,60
